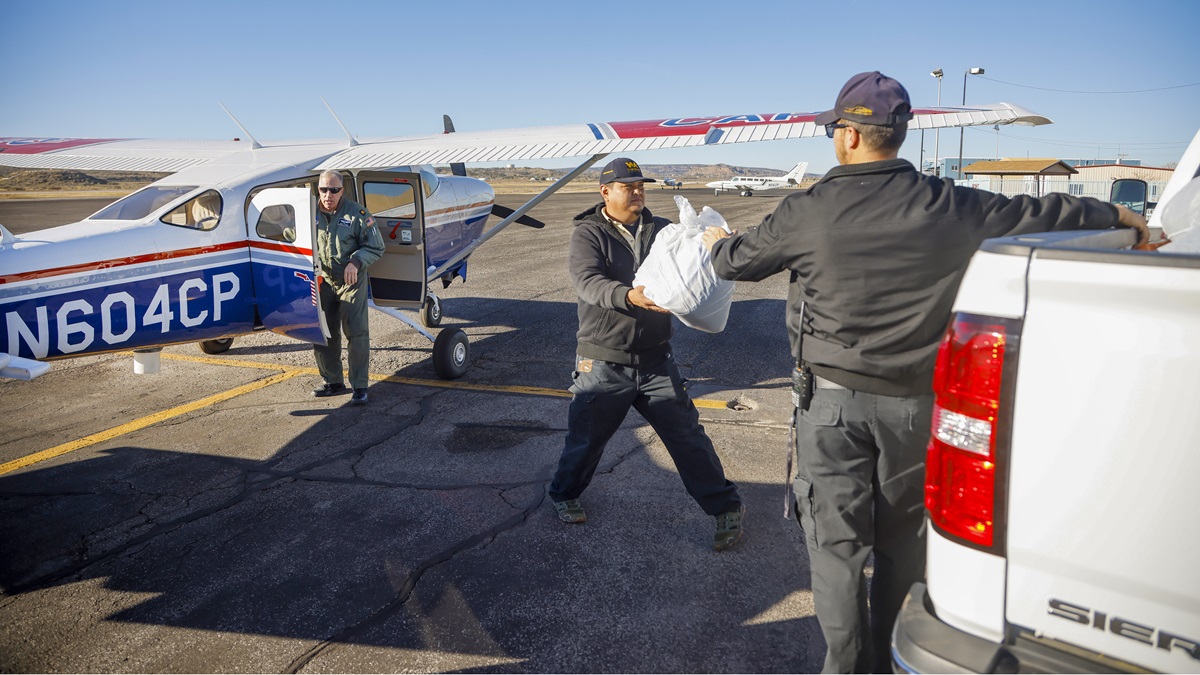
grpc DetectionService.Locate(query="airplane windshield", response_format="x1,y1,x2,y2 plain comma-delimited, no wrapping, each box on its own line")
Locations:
91,185,199,221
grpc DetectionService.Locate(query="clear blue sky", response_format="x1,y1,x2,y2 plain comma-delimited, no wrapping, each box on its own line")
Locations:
3,0,1198,174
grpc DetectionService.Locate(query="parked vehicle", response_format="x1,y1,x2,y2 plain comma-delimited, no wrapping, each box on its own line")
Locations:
891,130,1200,673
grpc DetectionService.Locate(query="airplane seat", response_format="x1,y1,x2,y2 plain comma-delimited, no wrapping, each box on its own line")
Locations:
189,193,221,229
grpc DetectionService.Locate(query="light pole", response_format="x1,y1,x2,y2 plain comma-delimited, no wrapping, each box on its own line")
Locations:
957,67,984,181
931,68,943,176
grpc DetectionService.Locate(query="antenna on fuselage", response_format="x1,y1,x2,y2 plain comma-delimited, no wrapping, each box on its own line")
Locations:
322,97,359,148
218,103,262,149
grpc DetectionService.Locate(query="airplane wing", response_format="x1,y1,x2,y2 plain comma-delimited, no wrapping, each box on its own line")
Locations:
318,103,1050,170
1,103,1050,174
0,137,252,172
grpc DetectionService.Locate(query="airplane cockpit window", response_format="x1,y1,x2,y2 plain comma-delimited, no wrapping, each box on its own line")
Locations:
161,190,223,230
255,204,297,243
364,181,417,218
91,185,198,221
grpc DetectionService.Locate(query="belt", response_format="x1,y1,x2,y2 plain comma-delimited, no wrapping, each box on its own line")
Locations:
814,375,847,390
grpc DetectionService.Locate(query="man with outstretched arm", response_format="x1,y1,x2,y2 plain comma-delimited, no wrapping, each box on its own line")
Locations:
702,72,1147,672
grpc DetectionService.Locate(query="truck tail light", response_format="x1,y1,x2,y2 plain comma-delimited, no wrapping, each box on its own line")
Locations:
926,314,1019,550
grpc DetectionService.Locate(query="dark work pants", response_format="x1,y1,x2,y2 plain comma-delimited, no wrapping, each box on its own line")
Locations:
792,387,933,674
549,354,741,516
314,278,371,390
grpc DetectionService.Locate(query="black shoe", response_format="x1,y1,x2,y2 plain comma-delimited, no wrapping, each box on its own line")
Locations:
350,388,369,405
313,383,348,398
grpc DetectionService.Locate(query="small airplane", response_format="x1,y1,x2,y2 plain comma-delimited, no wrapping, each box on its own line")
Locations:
0,103,1051,381
707,161,809,197
661,177,684,190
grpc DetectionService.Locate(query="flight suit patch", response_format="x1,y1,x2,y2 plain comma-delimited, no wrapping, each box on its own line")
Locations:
578,359,593,373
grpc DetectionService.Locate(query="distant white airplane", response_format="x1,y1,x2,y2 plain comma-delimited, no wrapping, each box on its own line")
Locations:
707,161,809,196
660,177,684,189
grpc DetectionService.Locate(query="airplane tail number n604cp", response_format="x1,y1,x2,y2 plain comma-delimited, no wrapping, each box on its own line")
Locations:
0,103,1051,381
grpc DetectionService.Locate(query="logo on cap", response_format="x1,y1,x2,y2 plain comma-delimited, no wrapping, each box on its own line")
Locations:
599,157,657,185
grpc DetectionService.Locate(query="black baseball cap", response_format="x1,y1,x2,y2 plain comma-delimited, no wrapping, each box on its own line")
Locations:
599,157,657,185
814,71,914,126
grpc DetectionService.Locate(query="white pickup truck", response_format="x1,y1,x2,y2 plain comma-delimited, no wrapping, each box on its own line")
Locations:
891,130,1200,673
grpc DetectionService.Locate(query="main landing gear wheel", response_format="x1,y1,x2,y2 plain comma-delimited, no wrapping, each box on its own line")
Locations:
432,328,469,379
199,337,234,354
421,295,442,328
741,190,754,197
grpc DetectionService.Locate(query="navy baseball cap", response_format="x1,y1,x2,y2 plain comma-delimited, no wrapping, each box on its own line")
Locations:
814,71,914,126
599,157,657,185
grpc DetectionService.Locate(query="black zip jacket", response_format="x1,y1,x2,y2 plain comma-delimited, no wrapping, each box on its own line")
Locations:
570,203,673,365
711,159,1121,396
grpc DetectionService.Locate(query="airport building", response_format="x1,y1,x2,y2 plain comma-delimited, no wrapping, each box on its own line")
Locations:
923,156,1139,181
921,156,1166,204
952,158,1173,204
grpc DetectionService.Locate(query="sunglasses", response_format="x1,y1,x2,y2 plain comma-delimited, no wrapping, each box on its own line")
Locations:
318,187,343,194
824,123,850,138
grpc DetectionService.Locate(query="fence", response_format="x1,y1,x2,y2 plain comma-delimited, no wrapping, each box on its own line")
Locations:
955,178,1170,204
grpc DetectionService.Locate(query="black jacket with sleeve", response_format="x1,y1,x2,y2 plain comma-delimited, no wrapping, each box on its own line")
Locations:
710,158,1121,396
569,203,673,365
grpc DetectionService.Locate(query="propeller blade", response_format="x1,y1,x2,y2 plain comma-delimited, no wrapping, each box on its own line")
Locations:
492,204,545,229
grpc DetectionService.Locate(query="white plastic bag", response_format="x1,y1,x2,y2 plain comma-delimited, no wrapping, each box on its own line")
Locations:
632,196,736,333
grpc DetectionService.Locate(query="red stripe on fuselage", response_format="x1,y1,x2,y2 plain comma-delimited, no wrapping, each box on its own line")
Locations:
0,240,312,285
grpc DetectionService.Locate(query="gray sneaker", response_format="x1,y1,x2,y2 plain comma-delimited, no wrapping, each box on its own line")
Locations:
714,503,746,551
552,498,587,524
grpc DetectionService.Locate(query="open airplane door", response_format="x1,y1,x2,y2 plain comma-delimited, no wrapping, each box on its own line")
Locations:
355,171,427,310
246,187,327,344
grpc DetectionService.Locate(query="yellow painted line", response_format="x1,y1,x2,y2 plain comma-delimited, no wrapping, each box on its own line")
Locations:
154,352,304,373
158,352,733,407
0,370,302,477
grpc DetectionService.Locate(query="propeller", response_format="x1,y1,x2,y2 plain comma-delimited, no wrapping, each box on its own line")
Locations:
443,114,544,228
491,204,545,229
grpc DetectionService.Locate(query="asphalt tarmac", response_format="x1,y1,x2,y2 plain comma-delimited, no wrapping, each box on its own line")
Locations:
0,187,830,673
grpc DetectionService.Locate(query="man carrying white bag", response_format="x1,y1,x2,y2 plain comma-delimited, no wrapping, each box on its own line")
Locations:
632,196,736,333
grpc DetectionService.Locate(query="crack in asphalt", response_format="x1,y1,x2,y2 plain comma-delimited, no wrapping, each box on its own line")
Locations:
282,438,649,672
4,379,657,672
282,486,548,674
0,393,437,598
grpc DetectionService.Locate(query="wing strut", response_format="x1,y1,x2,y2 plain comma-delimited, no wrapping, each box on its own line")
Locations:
426,153,608,284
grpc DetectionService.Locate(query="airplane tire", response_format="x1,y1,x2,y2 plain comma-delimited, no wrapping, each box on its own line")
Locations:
421,295,442,328
199,337,234,354
433,328,469,380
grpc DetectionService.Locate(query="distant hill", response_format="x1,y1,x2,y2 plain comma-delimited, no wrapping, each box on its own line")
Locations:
0,169,169,192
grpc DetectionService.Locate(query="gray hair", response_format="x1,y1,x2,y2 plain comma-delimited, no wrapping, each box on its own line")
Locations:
318,169,343,185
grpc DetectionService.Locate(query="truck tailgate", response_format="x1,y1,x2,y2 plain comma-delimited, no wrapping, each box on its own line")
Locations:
1006,248,1200,671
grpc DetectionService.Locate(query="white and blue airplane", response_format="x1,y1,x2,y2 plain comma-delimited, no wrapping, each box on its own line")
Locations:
707,161,810,197
0,103,1051,381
